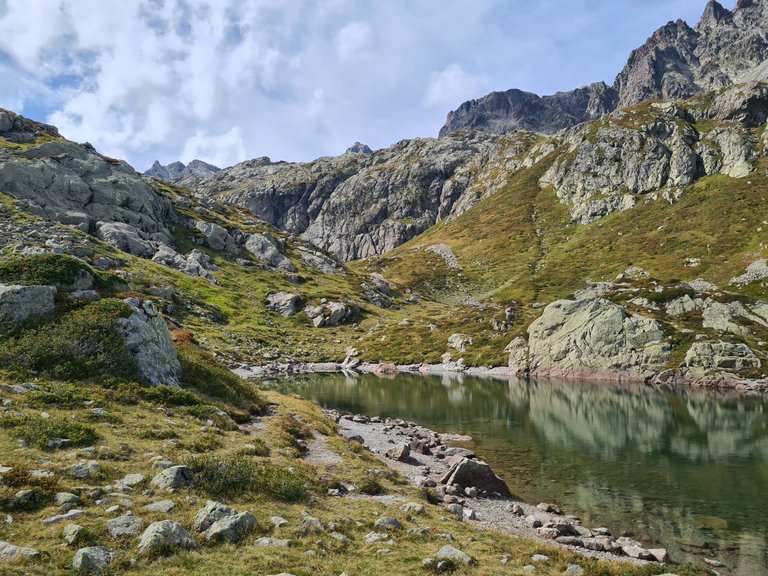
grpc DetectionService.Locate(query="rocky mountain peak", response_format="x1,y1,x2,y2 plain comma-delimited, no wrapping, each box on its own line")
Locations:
144,159,220,180
184,159,221,176
145,160,170,180
697,0,732,30
442,0,768,135
439,82,618,137
346,142,373,154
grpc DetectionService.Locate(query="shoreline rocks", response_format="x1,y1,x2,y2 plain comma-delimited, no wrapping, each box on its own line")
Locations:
233,358,768,394
330,409,669,565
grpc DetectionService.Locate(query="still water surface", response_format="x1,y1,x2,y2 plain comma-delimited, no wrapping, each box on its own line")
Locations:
262,373,768,575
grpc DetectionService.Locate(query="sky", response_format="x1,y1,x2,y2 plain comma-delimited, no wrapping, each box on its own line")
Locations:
0,0,732,171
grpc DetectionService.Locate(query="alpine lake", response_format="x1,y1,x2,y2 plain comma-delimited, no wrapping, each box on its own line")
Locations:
260,372,768,575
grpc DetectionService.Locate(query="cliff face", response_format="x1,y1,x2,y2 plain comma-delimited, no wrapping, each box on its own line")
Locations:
179,131,547,262
441,0,768,136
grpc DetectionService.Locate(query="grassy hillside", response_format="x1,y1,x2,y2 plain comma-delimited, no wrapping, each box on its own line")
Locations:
359,154,768,314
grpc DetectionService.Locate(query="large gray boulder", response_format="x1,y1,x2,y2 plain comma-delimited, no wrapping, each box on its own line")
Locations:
71,547,116,574
96,222,156,258
244,233,296,273
192,501,234,533
440,457,512,498
152,246,219,284
106,514,144,539
137,520,196,557
150,466,192,492
514,298,671,380
730,259,768,286
266,292,302,318
305,301,358,328
203,512,257,543
192,501,257,543
194,221,234,252
434,544,476,566
116,300,181,388
0,540,40,561
0,284,56,325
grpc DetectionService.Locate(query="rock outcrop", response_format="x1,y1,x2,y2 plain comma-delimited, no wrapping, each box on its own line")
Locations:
510,298,671,380
0,284,56,325
541,82,766,223
440,457,512,498
0,136,175,248
683,341,762,374
137,520,196,557
116,299,181,388
0,540,40,561
71,547,116,574
173,131,519,261
266,292,302,318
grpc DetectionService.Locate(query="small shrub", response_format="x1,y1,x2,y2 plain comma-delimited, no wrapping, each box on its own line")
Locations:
185,405,237,431
0,254,121,290
420,487,440,505
27,382,93,408
184,454,259,499
176,342,266,414
275,414,312,440
0,299,138,381
170,330,196,344
184,454,307,502
0,414,98,450
358,475,386,496
422,557,457,573
238,438,270,457
139,385,200,407
139,428,179,440
253,462,307,503
0,464,58,491
186,434,224,453
274,414,313,455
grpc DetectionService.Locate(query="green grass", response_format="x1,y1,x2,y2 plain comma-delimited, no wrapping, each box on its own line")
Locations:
177,342,266,415
184,453,308,502
0,414,98,450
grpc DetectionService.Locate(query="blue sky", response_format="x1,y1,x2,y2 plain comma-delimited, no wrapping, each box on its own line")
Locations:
0,1,730,170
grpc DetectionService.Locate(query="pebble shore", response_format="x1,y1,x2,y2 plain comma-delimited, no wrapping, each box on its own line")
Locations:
329,409,672,568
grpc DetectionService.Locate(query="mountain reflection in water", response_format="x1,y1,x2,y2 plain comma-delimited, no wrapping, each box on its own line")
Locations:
262,373,768,575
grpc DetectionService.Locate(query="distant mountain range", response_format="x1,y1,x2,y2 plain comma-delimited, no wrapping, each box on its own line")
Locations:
144,159,221,180
440,0,768,136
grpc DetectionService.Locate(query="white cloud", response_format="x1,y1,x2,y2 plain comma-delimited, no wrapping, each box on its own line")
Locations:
335,21,373,62
180,126,245,167
423,63,486,109
0,1,714,170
